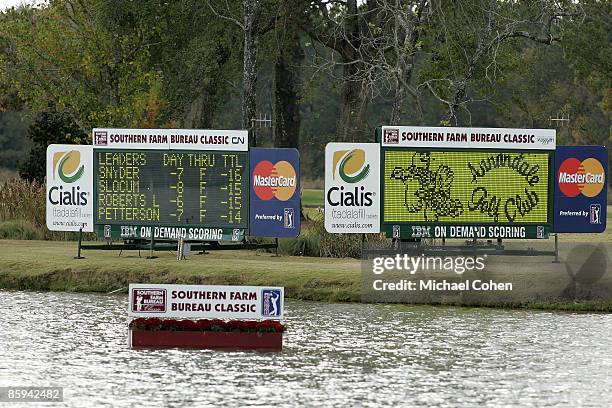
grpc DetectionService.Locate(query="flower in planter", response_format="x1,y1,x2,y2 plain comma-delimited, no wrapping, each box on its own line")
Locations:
129,318,286,333
196,319,212,331
209,319,226,332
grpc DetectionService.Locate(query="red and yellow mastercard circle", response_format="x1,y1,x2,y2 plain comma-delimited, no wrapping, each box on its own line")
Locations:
557,157,605,198
252,160,297,201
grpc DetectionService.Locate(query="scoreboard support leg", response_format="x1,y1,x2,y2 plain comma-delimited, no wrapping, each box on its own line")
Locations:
74,227,85,260
147,237,158,259
553,234,560,263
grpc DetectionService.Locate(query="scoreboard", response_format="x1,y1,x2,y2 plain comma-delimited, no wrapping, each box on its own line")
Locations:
95,150,248,227
92,128,249,241
377,126,556,239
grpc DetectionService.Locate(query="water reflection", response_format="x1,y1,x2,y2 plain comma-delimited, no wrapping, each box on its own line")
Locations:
0,291,611,407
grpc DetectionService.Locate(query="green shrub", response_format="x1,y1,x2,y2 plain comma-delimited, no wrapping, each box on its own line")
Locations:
278,217,390,258
0,219,45,240
278,224,321,256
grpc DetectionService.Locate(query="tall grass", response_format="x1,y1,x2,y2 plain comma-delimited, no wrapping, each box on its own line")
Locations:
0,178,86,240
0,178,46,226
279,217,389,258
0,168,18,184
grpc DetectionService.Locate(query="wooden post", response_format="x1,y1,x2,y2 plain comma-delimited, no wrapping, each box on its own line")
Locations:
147,236,157,259
74,226,85,259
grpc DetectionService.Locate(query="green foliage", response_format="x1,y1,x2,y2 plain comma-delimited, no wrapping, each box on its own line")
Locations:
0,110,30,169
491,42,609,147
19,111,87,182
0,1,163,130
151,1,242,128
560,0,611,92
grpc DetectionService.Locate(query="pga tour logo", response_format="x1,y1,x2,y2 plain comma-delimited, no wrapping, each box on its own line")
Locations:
284,208,295,228
590,204,602,224
132,288,166,313
261,289,282,317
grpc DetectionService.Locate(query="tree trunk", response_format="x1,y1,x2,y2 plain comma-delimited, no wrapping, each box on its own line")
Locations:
389,0,428,126
242,0,258,130
336,62,368,142
184,89,219,129
390,82,405,126
336,0,368,142
442,0,495,125
273,21,304,148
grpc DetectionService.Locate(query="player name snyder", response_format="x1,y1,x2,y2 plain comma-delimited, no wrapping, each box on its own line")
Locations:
373,279,513,291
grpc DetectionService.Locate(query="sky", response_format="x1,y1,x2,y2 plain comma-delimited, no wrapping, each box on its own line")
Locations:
0,0,41,11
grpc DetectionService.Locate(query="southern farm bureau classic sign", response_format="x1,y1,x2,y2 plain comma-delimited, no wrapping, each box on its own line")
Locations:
93,128,249,240
128,284,284,320
322,126,560,240
379,126,556,239
46,130,300,240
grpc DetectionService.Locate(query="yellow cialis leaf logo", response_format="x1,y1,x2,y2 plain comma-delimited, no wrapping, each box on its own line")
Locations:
53,150,84,183
332,149,370,183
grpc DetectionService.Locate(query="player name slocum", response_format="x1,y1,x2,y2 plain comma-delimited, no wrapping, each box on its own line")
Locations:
373,279,513,291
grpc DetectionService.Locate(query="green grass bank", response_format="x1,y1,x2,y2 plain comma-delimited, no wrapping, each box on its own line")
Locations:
0,240,361,302
1,239,611,312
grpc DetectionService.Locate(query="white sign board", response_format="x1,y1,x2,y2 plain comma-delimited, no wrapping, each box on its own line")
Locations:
93,128,249,151
381,126,556,150
128,284,284,320
325,143,381,233
46,144,94,232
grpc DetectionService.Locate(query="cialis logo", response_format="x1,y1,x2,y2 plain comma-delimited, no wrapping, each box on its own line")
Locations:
53,150,84,183
332,149,370,183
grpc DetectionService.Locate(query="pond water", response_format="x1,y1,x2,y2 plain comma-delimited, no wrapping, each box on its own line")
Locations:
0,291,611,407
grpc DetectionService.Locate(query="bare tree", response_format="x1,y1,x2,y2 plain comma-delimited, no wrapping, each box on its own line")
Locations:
273,4,304,148
418,0,577,125
207,0,276,130
296,0,383,142
366,0,432,125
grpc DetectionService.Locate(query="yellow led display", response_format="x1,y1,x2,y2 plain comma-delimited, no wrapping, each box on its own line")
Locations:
383,150,549,223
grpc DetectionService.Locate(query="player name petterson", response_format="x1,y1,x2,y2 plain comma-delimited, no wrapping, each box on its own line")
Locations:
373,279,513,291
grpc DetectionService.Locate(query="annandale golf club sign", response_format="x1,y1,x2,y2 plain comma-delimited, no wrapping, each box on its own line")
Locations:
324,126,564,239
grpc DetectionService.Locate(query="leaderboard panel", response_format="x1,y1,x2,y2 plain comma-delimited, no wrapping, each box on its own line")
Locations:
94,149,248,232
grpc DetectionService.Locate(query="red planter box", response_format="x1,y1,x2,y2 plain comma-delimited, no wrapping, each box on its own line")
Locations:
129,330,283,350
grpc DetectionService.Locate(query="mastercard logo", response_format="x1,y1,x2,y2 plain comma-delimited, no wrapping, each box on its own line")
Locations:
557,157,605,197
252,160,297,201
